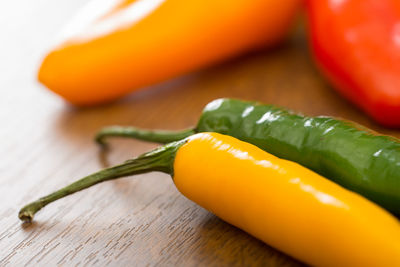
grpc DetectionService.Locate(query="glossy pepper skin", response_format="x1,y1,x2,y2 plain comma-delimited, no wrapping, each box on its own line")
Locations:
96,99,400,213
38,0,300,106
307,0,400,127
19,133,400,266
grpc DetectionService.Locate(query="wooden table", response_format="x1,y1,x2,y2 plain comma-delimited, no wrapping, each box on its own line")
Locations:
2,2,398,266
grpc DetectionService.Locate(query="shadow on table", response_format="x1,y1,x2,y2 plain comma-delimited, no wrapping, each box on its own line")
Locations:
188,214,305,267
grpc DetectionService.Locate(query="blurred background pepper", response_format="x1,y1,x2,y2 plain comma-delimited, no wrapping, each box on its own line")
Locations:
307,0,400,127
38,0,301,106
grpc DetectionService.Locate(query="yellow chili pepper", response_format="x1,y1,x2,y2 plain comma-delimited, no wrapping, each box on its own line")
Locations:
38,0,300,105
19,133,400,266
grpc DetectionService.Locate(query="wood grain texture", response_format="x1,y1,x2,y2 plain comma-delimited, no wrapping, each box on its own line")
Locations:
1,1,398,266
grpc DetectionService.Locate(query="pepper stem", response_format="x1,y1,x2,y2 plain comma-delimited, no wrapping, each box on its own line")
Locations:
95,126,195,146
18,140,186,223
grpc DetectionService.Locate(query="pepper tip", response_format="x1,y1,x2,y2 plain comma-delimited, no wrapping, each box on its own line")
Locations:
18,209,33,223
95,134,108,149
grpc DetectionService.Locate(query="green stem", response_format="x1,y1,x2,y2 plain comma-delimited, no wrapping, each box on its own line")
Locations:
95,126,195,146
18,140,186,223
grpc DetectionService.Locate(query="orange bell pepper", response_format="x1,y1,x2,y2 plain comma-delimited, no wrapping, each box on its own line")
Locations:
38,0,301,106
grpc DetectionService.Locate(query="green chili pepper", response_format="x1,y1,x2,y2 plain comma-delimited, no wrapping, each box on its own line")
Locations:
95,98,400,214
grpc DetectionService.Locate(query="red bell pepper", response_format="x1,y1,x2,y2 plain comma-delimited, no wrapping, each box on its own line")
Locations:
307,0,400,126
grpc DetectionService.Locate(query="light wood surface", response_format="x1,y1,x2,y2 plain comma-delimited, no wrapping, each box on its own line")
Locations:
1,1,399,266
